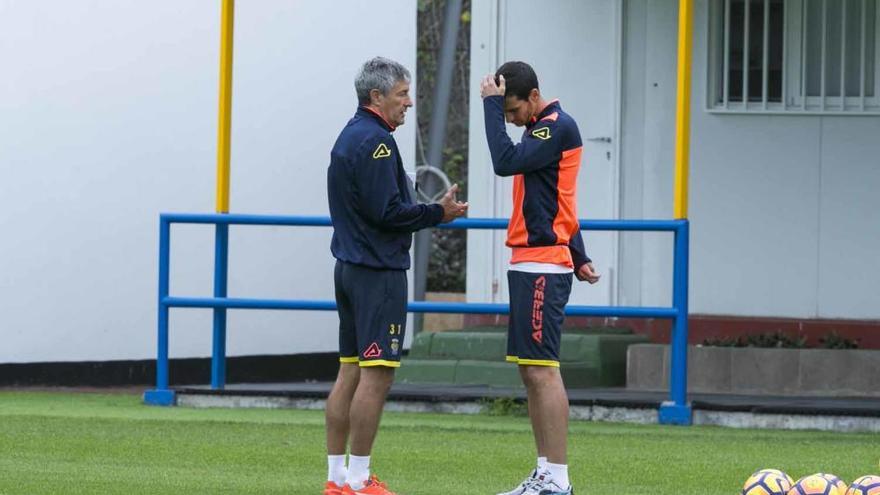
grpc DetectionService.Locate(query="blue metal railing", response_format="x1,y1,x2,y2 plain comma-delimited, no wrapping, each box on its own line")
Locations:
143,213,692,425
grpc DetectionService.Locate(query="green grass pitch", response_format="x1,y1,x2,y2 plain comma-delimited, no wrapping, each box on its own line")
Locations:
0,391,876,494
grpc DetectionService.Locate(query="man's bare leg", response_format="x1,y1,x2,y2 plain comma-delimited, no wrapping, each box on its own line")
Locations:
520,366,568,464
326,363,361,455
349,366,395,455
522,367,546,464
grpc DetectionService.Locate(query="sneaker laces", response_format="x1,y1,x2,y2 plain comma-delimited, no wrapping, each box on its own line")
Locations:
523,470,556,494
521,470,543,490
368,475,388,489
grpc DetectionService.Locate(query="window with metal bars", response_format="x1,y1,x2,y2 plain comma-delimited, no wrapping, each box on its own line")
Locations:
708,0,880,113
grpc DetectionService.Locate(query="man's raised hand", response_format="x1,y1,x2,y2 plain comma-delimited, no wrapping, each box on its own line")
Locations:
439,183,469,223
480,74,506,99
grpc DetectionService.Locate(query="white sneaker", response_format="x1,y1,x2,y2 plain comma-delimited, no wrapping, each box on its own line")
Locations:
522,471,573,495
496,468,540,495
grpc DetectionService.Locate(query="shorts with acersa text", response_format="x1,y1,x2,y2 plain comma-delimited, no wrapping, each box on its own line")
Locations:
506,270,573,367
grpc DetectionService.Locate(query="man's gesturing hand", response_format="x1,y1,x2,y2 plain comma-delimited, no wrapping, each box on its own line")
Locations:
480,74,506,99
439,183,469,223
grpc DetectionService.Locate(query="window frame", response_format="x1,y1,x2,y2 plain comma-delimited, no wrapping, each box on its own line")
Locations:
706,0,880,115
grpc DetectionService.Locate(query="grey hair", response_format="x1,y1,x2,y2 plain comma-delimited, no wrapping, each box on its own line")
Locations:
355,57,411,105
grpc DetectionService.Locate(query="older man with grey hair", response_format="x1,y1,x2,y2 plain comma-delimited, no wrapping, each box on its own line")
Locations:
323,57,468,495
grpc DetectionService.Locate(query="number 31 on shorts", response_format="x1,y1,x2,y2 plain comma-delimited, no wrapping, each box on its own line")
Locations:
389,324,402,335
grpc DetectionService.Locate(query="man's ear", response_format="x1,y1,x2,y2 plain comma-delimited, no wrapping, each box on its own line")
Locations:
369,88,383,106
528,88,540,104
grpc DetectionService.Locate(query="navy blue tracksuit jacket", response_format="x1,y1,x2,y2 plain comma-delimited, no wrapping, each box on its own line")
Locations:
328,107,444,270
483,97,591,270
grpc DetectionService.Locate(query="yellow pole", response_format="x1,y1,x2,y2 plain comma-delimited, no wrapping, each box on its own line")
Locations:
216,0,234,213
673,0,694,219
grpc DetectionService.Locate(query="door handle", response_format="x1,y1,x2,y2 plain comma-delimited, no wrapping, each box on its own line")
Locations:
587,136,612,143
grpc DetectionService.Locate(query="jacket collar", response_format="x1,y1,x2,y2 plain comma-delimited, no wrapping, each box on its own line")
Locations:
358,106,396,132
528,99,560,127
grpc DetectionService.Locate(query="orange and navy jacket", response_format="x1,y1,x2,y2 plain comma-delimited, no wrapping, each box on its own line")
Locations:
483,96,591,269
328,107,444,270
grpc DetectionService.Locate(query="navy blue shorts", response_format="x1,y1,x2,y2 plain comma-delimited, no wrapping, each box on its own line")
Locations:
334,260,407,368
506,270,573,367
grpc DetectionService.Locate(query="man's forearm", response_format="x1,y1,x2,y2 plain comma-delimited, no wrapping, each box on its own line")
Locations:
482,96,521,177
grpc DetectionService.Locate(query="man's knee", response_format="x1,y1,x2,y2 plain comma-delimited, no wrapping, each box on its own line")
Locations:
339,362,361,380
333,362,361,390
358,366,395,392
519,364,560,388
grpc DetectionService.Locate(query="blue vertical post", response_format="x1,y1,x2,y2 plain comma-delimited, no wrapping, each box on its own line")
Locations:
659,220,692,425
144,217,176,406
211,223,229,389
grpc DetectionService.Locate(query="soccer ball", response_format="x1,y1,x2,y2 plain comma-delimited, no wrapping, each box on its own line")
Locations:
846,475,880,495
742,468,795,495
788,473,848,495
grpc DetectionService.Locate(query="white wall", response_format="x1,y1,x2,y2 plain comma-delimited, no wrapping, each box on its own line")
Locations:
0,0,418,363
620,0,880,319
618,0,679,310
466,0,621,307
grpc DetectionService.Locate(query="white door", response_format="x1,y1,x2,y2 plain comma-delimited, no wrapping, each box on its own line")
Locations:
468,0,620,307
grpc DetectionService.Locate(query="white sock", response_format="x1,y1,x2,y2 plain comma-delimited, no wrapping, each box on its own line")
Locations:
346,455,371,489
327,455,347,485
537,456,548,472
547,462,570,489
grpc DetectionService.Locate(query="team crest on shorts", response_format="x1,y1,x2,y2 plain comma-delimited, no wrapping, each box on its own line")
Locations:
390,338,399,355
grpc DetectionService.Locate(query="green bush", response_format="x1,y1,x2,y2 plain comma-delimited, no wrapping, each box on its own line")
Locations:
701,331,806,348
480,397,527,417
701,330,860,349
818,330,859,349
